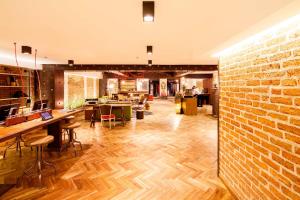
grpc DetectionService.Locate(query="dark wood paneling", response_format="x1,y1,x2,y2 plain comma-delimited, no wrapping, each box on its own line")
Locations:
43,64,217,71
40,66,55,108
184,74,213,79
54,70,64,109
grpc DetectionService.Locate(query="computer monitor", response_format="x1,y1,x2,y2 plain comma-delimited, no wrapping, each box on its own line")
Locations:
32,100,48,111
0,103,20,121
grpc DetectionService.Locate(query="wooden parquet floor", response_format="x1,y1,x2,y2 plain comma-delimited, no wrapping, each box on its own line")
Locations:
1,100,234,200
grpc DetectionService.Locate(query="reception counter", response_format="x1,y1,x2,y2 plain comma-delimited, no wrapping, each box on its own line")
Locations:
181,97,197,115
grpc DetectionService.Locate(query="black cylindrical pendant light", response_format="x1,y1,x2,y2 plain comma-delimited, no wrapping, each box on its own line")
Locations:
68,60,74,66
143,1,155,22
148,60,152,66
21,46,32,54
147,46,153,54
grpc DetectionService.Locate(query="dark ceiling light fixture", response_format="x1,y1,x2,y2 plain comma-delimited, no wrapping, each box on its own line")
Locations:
143,1,154,22
21,45,32,54
148,60,152,66
68,60,74,66
147,45,153,55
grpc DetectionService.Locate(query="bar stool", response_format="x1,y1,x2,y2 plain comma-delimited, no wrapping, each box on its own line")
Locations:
61,122,82,156
62,116,77,139
65,115,75,124
23,135,56,186
2,136,22,159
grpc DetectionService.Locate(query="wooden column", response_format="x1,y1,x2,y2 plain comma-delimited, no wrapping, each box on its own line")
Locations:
54,70,64,109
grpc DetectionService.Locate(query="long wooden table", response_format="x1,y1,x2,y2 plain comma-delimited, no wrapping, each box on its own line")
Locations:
0,109,83,145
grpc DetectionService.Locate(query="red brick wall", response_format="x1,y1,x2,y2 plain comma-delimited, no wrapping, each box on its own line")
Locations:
219,22,300,199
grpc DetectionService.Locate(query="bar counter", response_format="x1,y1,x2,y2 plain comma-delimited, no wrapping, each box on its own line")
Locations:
0,109,83,144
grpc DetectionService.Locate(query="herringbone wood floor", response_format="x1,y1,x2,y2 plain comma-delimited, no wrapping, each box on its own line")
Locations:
1,100,234,200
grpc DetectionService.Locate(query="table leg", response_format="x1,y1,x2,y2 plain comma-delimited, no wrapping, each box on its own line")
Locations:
47,121,62,151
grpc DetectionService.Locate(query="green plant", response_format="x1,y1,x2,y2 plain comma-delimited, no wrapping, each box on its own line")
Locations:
68,97,85,110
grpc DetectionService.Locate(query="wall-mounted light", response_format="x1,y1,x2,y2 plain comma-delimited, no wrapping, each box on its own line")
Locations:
212,13,300,57
68,60,74,66
21,46,32,54
147,45,153,55
148,60,152,66
143,1,154,22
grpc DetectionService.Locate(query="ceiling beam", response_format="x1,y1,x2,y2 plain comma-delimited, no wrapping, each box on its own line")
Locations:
43,64,218,71
184,74,213,79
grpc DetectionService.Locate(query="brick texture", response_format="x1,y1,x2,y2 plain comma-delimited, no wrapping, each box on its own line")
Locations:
219,21,300,200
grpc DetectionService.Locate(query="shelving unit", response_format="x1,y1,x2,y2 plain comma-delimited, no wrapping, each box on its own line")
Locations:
0,65,35,106
120,80,136,92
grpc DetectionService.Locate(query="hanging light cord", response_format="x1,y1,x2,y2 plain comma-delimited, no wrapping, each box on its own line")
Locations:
14,42,25,99
34,49,43,109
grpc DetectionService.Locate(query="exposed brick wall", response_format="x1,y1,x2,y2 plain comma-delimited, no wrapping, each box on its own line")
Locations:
219,21,300,200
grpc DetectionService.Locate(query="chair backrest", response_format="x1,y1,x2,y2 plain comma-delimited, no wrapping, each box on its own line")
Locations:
99,105,112,116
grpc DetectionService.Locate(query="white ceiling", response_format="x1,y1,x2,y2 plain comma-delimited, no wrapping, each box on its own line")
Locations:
0,0,299,66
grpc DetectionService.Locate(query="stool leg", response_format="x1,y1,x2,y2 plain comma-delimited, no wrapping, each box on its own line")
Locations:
73,138,82,151
36,146,42,187
3,139,17,159
17,136,22,157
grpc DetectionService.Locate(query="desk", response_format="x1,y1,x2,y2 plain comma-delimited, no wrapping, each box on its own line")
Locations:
0,109,83,149
182,97,197,115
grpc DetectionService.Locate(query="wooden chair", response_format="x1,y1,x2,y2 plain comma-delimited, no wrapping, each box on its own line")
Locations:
99,105,115,129
90,108,98,128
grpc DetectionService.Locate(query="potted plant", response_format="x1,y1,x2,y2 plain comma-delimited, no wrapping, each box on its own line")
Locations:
175,92,183,104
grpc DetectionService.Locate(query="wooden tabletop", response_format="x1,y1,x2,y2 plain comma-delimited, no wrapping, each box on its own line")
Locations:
0,109,83,143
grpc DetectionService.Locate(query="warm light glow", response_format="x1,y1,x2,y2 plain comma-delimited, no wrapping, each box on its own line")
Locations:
176,103,181,114
108,84,114,89
0,50,56,69
213,13,300,57
144,15,154,22
147,52,152,55
65,72,101,79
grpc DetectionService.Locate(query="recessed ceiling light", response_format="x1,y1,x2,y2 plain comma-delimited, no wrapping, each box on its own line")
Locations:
68,60,74,66
147,46,153,54
21,46,32,54
143,1,154,22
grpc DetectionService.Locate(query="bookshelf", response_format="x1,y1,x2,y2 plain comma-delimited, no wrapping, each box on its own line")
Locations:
0,65,35,107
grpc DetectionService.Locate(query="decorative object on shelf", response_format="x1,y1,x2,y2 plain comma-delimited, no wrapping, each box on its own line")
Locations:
12,91,28,98
9,76,17,86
